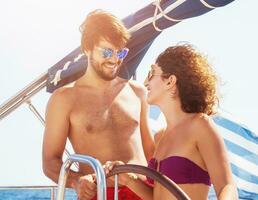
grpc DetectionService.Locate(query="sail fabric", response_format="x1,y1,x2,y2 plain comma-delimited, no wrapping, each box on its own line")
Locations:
46,0,235,93
149,107,258,199
213,116,258,199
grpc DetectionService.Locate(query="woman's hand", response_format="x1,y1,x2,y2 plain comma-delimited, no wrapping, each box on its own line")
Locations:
103,161,138,186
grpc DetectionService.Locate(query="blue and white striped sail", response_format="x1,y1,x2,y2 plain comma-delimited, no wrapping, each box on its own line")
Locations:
214,115,258,199
149,107,258,199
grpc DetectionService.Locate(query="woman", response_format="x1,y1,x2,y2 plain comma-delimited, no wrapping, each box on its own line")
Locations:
105,44,238,200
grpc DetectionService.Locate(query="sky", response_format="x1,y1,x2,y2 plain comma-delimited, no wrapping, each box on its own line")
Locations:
0,0,257,186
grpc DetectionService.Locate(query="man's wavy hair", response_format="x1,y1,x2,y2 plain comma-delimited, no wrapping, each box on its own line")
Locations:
156,43,219,115
80,9,130,52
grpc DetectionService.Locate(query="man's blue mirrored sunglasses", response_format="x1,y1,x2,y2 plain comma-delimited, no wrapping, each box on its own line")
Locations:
97,47,129,59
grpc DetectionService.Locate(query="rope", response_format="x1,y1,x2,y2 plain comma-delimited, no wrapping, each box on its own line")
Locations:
152,0,183,32
199,0,217,9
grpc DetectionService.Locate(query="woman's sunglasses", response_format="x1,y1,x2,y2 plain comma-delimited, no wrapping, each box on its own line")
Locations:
147,69,167,80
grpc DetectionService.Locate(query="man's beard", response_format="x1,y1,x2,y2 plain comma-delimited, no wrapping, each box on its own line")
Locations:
89,54,121,81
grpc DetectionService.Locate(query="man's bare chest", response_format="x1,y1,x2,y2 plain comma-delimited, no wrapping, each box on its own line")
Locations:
70,88,141,134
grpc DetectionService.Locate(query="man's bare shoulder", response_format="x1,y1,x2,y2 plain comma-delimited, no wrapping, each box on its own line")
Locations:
47,87,76,110
128,80,147,99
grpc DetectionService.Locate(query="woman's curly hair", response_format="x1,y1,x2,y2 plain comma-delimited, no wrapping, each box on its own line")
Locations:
156,43,219,115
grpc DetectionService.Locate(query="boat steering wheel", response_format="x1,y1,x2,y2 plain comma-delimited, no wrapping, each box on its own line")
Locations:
107,164,191,200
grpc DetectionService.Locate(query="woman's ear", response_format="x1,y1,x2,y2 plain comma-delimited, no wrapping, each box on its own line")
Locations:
166,75,177,89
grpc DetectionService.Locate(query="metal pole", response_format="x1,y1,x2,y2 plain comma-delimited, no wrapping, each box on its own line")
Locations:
0,72,47,113
51,186,55,200
57,154,107,200
114,175,118,200
0,77,47,120
27,100,45,125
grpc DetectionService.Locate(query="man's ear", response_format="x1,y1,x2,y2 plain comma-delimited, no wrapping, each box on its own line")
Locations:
83,50,89,56
166,75,177,89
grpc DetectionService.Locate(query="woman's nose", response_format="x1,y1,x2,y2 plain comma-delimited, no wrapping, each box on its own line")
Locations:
144,77,149,87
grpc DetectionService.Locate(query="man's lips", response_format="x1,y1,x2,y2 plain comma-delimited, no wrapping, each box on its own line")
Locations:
103,62,118,69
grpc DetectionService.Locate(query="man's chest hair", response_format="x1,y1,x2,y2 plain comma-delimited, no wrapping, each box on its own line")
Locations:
70,89,141,133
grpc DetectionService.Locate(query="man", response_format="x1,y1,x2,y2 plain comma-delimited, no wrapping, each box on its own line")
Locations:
42,9,154,200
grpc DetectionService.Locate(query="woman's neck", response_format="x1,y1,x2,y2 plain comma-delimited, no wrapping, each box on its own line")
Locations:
159,98,196,130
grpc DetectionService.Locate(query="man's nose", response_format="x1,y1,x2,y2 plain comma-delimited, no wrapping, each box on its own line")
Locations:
109,52,120,62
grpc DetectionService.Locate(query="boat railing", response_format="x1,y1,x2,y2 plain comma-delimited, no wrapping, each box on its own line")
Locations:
57,154,107,200
0,72,47,120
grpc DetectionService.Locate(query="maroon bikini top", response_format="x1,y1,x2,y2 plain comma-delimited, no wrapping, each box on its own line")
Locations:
147,156,211,186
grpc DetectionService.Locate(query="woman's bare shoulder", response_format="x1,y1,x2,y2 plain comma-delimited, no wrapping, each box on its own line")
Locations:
192,114,222,142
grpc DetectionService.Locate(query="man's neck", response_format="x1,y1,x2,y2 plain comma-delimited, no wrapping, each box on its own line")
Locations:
75,67,123,91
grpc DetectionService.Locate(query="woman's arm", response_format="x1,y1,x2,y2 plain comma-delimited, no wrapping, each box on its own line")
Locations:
195,116,238,200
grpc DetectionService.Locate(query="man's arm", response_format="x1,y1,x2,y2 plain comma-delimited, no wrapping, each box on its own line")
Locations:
42,88,80,187
140,97,155,161
43,89,97,200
